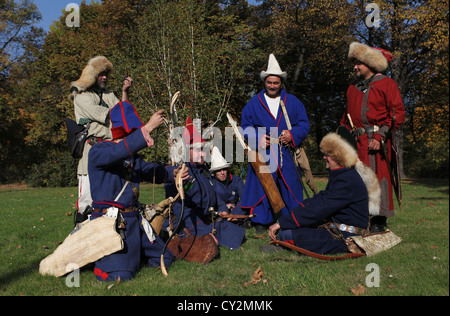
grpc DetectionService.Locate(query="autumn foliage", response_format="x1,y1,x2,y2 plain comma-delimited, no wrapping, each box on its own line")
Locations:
0,0,448,185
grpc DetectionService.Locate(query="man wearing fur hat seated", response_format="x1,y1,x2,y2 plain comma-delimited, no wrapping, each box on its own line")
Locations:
263,133,380,254
210,146,246,223
70,56,134,225
340,42,405,232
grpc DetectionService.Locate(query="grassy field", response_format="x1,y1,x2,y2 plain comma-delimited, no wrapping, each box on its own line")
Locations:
0,177,448,298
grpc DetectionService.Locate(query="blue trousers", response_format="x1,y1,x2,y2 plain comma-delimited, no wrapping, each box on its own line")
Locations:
92,211,175,282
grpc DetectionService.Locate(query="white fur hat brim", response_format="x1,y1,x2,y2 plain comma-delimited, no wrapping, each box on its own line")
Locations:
348,42,388,73
260,54,287,81
320,133,359,168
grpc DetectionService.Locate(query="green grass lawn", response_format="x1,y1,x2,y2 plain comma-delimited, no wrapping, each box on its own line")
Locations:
0,178,448,297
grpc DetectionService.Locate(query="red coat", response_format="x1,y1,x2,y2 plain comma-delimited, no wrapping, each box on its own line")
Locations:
340,75,405,216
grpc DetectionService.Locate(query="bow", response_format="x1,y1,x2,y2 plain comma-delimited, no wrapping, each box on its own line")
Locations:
160,163,186,277
169,92,181,166
227,113,285,215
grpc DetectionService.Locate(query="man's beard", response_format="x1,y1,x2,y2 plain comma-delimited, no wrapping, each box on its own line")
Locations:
98,80,107,90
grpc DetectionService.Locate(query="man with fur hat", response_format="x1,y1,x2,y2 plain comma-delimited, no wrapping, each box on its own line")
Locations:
210,146,246,219
70,56,134,224
87,101,175,281
240,54,310,233
264,133,380,255
163,118,246,250
340,42,405,232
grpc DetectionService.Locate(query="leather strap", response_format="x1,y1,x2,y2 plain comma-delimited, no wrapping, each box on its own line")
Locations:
270,240,366,261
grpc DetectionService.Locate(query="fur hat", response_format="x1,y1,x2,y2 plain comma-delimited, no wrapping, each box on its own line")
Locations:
320,132,381,215
69,56,113,99
260,54,287,82
348,42,392,73
110,101,144,139
210,146,231,172
320,133,359,168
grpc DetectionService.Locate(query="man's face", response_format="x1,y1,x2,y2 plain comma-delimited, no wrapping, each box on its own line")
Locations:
353,61,374,80
190,147,205,164
97,71,109,89
215,168,228,182
323,154,340,170
264,75,282,98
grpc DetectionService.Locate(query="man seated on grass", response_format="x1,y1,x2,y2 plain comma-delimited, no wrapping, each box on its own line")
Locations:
262,132,380,255
88,101,176,282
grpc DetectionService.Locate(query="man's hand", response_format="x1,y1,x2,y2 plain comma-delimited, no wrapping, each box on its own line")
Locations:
173,164,190,182
368,138,381,151
279,130,292,146
145,110,165,134
122,76,133,92
268,222,281,241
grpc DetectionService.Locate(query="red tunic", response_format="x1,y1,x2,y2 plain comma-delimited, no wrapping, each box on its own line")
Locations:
340,75,405,216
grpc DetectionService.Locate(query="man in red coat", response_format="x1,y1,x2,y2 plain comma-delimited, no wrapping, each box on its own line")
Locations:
340,42,405,232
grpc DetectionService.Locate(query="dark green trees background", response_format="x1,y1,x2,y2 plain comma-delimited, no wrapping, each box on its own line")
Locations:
0,0,448,186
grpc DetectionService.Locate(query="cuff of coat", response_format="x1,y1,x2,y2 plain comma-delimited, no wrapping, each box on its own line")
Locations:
288,130,295,148
140,127,155,147
373,133,384,142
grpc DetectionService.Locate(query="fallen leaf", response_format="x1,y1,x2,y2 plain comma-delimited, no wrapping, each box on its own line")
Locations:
250,266,263,285
351,284,365,296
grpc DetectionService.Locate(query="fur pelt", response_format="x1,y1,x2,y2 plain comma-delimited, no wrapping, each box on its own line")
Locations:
348,42,388,73
69,56,113,100
355,160,381,216
320,133,381,216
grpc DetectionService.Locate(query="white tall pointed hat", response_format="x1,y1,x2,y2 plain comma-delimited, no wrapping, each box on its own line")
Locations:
210,146,232,172
260,54,287,81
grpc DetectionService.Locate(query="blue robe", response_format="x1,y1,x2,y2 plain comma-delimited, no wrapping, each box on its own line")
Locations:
88,128,175,281
213,174,245,215
278,167,370,254
240,89,310,225
165,163,246,250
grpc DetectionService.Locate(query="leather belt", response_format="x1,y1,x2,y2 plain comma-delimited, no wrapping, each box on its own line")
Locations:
94,207,138,214
321,222,368,236
356,125,379,136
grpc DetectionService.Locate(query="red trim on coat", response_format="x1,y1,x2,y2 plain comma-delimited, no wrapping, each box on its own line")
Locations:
94,268,109,281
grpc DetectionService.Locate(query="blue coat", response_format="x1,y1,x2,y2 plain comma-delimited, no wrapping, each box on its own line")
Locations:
240,89,310,224
89,129,168,210
213,174,245,215
278,167,370,254
88,128,174,281
165,163,246,250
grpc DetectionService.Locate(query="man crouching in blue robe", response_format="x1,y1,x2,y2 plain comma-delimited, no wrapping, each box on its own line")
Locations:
264,133,380,255
88,101,176,282
164,118,246,251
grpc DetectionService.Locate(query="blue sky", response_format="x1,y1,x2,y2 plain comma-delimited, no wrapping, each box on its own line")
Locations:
33,0,100,31
33,0,260,32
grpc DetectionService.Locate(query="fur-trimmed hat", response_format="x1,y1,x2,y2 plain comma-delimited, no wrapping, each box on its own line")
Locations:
110,101,144,139
210,146,231,172
320,133,381,215
69,56,113,100
348,42,392,73
260,54,287,82
320,133,359,168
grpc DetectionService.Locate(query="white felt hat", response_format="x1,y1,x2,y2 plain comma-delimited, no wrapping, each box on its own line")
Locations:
260,54,287,81
210,146,231,172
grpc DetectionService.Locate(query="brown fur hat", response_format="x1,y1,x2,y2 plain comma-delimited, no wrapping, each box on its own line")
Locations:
320,133,359,168
348,42,391,73
69,56,113,100
320,132,381,215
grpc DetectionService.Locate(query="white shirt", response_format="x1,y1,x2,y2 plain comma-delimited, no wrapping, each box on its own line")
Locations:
264,94,280,118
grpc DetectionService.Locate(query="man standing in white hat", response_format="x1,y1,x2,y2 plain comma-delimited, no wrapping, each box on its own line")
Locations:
69,56,133,225
340,42,405,232
240,54,310,234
